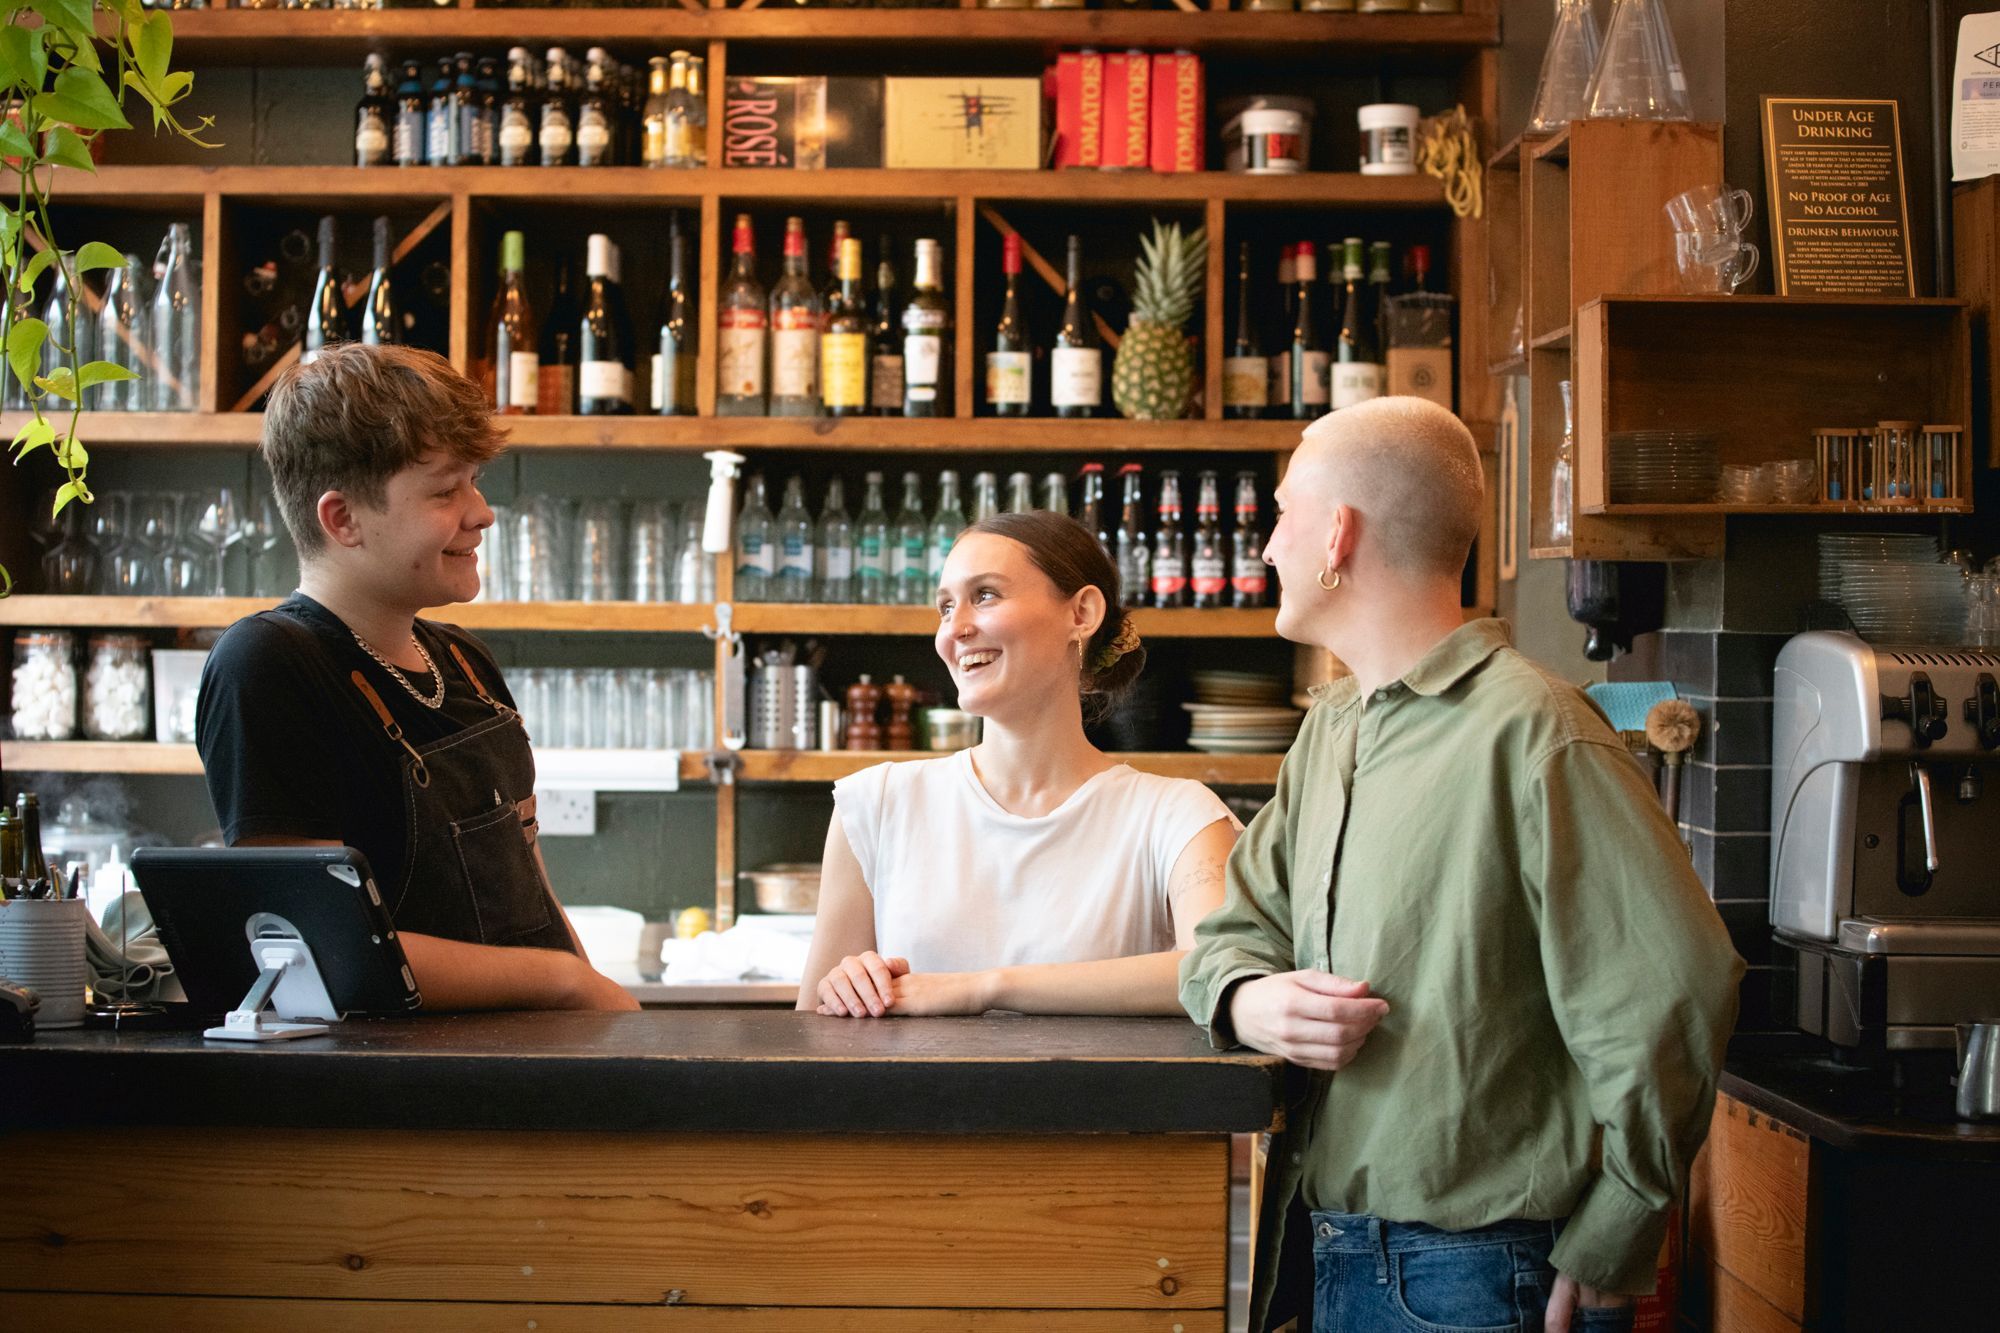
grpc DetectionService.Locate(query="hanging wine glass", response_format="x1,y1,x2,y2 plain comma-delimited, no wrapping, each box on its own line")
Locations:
192,486,244,597
155,492,203,597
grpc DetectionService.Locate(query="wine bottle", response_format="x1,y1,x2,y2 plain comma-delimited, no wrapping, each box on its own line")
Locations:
539,254,579,414
355,54,392,167
1190,470,1227,609
302,215,344,365
986,231,1032,417
769,215,822,417
1331,236,1383,410
641,55,671,168
869,241,903,416
360,216,397,347
901,238,949,417
1369,239,1394,358
1269,242,1297,415
1051,234,1101,419
1077,462,1109,559
538,47,574,166
1115,462,1150,607
498,48,536,167
1151,470,1189,608
651,215,696,416
576,47,614,168
892,471,929,605
775,475,815,602
927,469,967,582
717,213,768,416
1230,471,1267,608
735,473,775,603
486,229,538,415
1223,240,1267,420
821,235,868,417
578,233,635,415
16,794,47,897
1290,241,1329,419
393,58,426,167
855,472,892,606
816,475,856,604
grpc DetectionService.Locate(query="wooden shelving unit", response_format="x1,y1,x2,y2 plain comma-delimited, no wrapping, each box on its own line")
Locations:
7,1,1500,928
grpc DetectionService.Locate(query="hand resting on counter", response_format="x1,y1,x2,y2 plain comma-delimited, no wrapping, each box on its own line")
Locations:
1226,970,1390,1071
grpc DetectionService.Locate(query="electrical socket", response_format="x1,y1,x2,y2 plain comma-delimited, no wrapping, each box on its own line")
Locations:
535,788,597,836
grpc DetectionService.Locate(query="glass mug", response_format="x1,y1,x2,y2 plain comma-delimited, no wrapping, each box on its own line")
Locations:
1665,184,1755,241
1673,232,1759,294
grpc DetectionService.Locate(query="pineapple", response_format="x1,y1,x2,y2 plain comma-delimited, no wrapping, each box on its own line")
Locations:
1112,219,1207,421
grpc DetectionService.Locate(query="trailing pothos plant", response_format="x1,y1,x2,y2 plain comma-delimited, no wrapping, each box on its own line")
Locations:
1,0,215,595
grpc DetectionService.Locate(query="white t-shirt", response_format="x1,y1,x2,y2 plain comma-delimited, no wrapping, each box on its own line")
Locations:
832,750,1238,974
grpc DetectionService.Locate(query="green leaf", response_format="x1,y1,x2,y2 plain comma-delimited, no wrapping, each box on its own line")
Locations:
10,414,55,462
0,26,48,94
25,0,97,35
78,358,138,388
34,68,132,134
74,243,125,276
0,119,34,161
14,247,58,296
135,12,172,87
54,435,87,469
44,126,97,173
7,319,49,389
35,366,78,403
161,71,194,103
103,0,146,24
51,478,88,519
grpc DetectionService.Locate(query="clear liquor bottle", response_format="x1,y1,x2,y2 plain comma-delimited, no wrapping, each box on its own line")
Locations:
970,472,1000,524
684,54,708,167
774,475,815,602
393,58,426,167
892,471,929,606
1005,472,1034,513
769,216,822,416
815,476,856,604
1041,472,1070,516
641,55,671,168
424,56,455,166
470,57,500,165
927,469,967,584
821,236,868,417
151,222,200,411
854,471,892,606
735,473,776,603
717,213,768,416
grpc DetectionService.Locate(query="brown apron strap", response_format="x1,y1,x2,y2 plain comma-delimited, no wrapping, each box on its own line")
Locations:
349,669,432,788
447,641,505,712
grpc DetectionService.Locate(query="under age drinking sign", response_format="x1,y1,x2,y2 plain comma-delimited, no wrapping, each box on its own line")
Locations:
1761,96,1916,296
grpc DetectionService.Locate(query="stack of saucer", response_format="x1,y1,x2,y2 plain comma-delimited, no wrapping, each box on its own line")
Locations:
1817,532,1965,642
1609,430,1721,503
1185,671,1303,754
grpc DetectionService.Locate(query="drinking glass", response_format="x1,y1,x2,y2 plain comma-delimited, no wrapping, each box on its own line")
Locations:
629,501,674,604
513,667,553,746
154,493,203,596
574,500,625,603
245,492,298,598
1967,575,2000,649
1665,184,1754,241
192,486,244,596
638,668,671,750
1673,233,1758,293
511,502,567,602
475,503,511,602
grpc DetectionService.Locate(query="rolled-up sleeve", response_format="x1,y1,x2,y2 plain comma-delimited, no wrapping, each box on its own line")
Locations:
1179,754,1299,1049
1529,740,1744,1293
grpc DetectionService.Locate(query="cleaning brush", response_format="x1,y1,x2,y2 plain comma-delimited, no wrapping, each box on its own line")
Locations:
1645,698,1701,824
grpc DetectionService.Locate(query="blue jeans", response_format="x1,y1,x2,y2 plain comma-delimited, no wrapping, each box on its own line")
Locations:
1309,1210,1638,1333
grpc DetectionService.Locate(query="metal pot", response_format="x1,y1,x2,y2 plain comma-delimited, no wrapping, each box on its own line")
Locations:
923,708,982,751
740,863,822,914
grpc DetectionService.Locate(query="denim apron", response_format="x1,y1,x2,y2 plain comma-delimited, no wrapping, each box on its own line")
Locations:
347,640,576,953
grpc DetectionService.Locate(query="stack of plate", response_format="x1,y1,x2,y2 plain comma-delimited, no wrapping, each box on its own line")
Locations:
1185,671,1302,754
1818,532,1965,642
1609,430,1721,503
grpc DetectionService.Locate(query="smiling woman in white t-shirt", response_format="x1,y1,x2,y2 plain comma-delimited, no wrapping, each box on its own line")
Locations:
799,511,1240,1018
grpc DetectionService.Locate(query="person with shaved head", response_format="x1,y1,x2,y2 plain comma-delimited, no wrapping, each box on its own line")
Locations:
1180,399,1742,1333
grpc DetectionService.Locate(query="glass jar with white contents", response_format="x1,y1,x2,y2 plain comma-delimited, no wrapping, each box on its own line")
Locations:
84,633,153,741
12,631,78,741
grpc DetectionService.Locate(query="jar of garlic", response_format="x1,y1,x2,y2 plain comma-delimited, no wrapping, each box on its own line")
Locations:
11,630,78,741
84,633,152,740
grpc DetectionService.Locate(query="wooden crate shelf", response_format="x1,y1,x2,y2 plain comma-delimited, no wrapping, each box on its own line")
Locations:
2,740,711,782
1573,296,1973,526
736,748,1282,785
91,9,1500,66
733,604,1278,636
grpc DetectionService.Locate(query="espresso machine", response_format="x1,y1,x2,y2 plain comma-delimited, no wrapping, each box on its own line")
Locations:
1771,631,2000,1054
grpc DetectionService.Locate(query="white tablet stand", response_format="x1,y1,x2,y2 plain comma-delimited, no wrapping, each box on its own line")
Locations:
203,912,341,1042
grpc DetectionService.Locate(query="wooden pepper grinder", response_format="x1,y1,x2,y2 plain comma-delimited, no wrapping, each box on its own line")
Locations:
844,674,883,751
883,674,918,752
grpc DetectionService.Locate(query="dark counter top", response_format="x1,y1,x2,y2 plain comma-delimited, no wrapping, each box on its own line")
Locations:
1721,1041,2000,1161
0,1009,1284,1135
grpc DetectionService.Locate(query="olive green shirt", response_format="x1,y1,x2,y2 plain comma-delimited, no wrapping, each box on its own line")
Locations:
1180,620,1742,1321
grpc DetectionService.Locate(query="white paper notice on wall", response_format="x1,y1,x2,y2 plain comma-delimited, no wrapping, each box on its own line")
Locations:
1953,12,2000,181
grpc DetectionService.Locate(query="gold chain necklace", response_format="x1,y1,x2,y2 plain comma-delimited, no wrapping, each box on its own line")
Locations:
351,629,446,710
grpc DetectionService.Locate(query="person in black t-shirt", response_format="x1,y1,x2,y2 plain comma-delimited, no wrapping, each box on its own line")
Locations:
196,344,636,1011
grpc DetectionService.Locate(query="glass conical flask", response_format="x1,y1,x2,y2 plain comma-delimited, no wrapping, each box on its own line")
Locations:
1528,0,1602,134
1585,0,1692,122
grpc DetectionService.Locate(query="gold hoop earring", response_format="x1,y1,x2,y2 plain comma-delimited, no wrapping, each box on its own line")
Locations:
1317,567,1342,591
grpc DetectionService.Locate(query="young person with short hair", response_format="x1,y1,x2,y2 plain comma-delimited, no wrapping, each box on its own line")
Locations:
799,511,1239,1018
196,343,636,1012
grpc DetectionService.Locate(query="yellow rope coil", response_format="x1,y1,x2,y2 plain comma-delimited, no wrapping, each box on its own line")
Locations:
1416,106,1483,220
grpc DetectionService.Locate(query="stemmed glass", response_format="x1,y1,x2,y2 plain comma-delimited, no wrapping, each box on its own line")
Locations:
246,493,297,598
192,486,244,596
153,492,203,597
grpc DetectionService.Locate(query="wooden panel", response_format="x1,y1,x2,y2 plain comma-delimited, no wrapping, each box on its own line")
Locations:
955,193,977,417
2,1129,1229,1310
739,750,1281,785
1689,1093,1811,1326
1562,120,1723,309
1524,131,1570,347
1685,1261,1805,1333
1953,178,2000,467
447,191,471,372
198,191,228,414
1203,197,1225,421
0,1295,1216,1333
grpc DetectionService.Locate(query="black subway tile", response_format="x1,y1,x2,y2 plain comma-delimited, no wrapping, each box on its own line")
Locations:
1715,899,1775,967
1658,631,1718,697
1715,632,1790,698
1708,764,1772,833
1694,697,1775,767
1710,834,1772,899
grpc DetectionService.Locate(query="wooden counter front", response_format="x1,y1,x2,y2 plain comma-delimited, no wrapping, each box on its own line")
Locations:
0,1012,1282,1331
